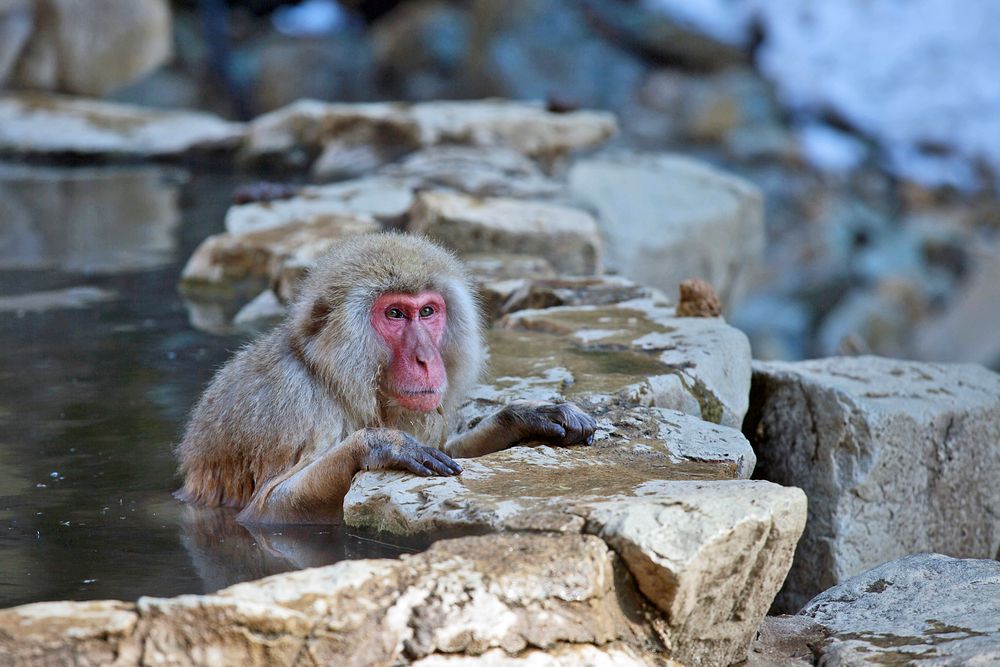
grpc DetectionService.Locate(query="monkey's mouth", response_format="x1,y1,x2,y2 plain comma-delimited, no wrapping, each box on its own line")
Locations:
390,386,445,411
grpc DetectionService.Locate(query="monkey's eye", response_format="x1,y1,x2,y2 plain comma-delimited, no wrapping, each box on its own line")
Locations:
419,305,435,318
386,307,406,319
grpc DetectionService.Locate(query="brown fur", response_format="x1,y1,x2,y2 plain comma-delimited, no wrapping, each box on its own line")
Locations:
176,233,594,525
176,234,483,522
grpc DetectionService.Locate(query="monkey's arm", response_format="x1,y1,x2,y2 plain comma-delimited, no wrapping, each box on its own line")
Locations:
237,428,462,525
443,401,596,459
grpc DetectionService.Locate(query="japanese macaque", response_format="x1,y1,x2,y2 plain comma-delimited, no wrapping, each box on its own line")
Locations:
176,234,596,524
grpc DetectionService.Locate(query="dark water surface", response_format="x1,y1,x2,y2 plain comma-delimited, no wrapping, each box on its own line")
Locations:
0,164,425,608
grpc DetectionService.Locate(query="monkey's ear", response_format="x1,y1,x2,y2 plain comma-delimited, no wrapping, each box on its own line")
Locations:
300,299,332,339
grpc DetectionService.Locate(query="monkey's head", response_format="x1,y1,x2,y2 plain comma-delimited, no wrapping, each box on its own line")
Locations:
288,234,484,424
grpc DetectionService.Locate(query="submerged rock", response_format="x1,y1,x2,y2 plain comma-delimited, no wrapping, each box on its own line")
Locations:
567,152,764,309
745,356,1000,612
0,93,244,158
408,191,602,276
800,553,1000,665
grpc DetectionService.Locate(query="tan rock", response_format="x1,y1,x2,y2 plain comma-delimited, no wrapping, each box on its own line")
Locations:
0,534,665,666
179,216,378,300
409,191,602,276
243,98,617,170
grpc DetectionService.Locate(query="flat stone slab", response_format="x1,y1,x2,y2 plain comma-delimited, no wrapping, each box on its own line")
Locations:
799,553,1000,665
745,356,1000,612
225,175,418,236
498,298,752,429
0,93,245,158
243,99,617,171
0,534,664,666
409,191,603,276
567,152,764,308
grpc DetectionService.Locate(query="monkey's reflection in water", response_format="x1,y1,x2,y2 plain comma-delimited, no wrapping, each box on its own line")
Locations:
178,505,432,593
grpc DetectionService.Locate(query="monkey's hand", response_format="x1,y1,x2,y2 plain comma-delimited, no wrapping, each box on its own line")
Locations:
358,428,463,477
496,401,597,448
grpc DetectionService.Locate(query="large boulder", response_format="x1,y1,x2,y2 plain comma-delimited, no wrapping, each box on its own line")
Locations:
745,356,1000,612
242,98,617,174
800,553,1000,665
0,93,244,158
567,153,764,309
0,534,667,666
408,190,602,276
0,0,171,96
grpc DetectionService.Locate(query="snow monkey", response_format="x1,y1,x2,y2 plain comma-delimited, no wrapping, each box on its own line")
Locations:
176,234,596,524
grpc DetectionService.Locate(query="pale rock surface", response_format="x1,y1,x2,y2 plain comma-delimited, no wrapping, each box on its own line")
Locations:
567,152,764,308
346,453,803,667
243,98,617,170
409,191,603,276
500,298,752,428
800,553,1000,665
225,175,417,235
745,356,1000,612
1,0,171,96
0,93,244,157
0,534,665,666
179,215,378,299
382,145,564,199
410,645,675,667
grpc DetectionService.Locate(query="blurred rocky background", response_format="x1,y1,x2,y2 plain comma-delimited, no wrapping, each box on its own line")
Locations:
5,0,995,369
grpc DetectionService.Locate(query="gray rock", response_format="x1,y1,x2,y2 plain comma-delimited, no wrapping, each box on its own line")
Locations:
801,553,1000,665
1,0,171,95
0,93,244,158
567,152,764,309
746,356,1000,612
408,191,603,276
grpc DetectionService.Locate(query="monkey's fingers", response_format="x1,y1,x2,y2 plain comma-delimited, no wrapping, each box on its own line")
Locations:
424,446,463,474
540,404,596,446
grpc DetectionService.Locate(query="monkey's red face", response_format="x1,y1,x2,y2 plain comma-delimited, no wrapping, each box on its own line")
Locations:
371,291,448,412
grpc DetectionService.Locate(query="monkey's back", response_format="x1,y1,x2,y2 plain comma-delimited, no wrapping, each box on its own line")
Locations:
175,327,349,508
